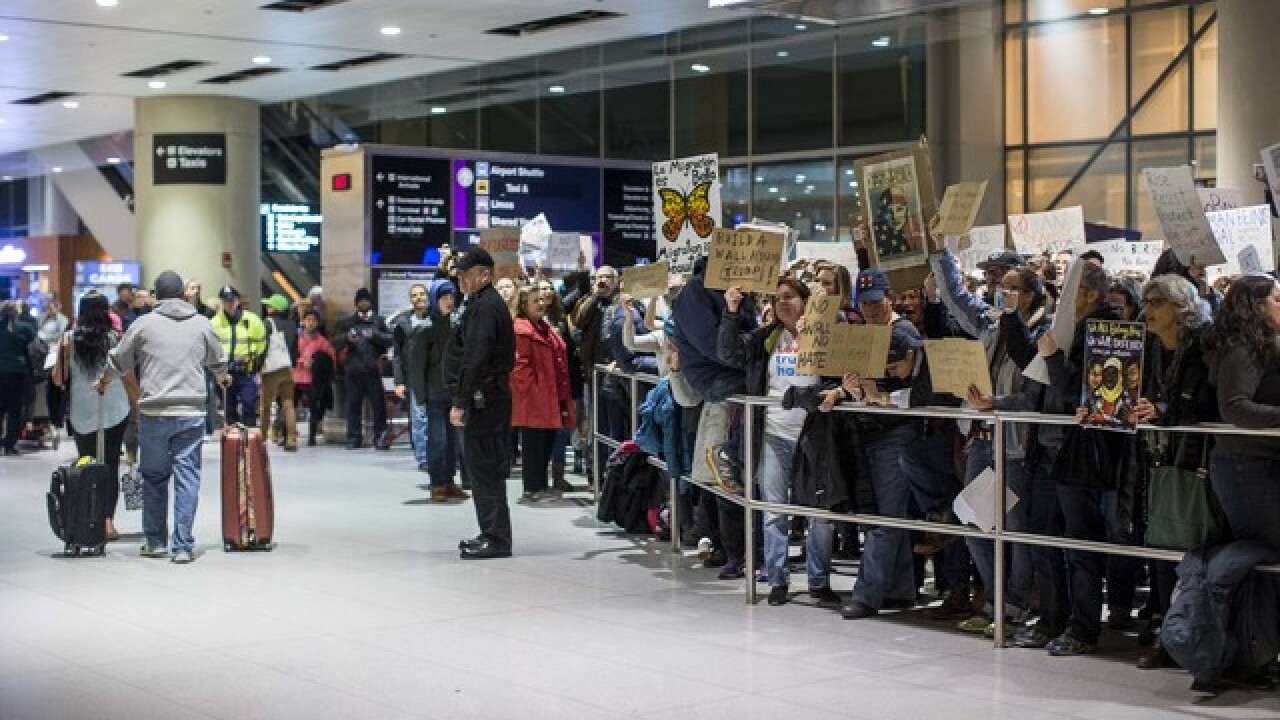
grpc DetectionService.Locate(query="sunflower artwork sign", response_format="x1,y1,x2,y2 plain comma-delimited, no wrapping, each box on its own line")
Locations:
652,153,721,274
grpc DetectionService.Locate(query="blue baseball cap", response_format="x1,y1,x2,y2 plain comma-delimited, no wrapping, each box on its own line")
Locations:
856,269,892,304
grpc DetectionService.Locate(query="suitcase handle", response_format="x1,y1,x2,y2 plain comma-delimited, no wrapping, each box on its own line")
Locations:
96,387,105,461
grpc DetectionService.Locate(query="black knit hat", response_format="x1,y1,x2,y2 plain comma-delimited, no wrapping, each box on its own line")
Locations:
354,287,373,305
455,247,495,273
154,271,184,301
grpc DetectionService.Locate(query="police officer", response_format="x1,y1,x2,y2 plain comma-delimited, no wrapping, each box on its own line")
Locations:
446,249,516,560
211,286,267,426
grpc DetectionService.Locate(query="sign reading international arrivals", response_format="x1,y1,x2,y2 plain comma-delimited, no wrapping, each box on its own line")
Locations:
153,133,226,185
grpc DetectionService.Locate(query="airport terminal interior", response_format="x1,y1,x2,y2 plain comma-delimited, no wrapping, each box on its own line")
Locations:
2,0,1280,718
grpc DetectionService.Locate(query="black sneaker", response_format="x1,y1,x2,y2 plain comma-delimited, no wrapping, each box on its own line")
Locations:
928,590,974,621
703,548,728,569
1046,632,1094,657
768,585,789,606
840,599,878,619
717,560,745,580
705,444,743,495
1190,678,1222,700
1012,627,1053,649
809,586,841,606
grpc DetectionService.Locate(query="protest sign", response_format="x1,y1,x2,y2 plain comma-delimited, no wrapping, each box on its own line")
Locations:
1206,205,1275,279
1008,206,1086,256
924,338,992,399
1081,319,1146,433
479,227,522,279
1263,142,1280,212
953,467,1019,532
856,144,936,271
1088,240,1165,277
959,225,1007,273
1240,245,1265,275
1024,256,1085,384
544,232,581,270
935,180,989,243
653,153,721,274
795,241,860,276
796,296,892,378
621,260,669,299
704,229,785,293
1143,166,1225,266
1198,187,1243,214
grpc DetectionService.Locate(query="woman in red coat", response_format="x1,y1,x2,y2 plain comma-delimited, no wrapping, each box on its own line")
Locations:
511,285,576,503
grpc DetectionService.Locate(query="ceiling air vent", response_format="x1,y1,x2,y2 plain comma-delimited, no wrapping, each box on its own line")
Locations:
201,67,286,84
10,91,78,105
260,0,351,12
486,10,624,37
311,53,404,72
122,60,210,78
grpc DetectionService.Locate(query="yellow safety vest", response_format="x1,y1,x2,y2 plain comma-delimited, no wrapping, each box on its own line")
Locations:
211,309,267,368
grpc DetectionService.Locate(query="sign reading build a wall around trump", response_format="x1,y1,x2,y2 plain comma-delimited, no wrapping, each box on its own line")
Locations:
703,229,785,293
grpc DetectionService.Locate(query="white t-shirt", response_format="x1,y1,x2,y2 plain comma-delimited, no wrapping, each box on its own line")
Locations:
765,329,819,440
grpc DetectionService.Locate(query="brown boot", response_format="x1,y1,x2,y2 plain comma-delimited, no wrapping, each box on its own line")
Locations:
431,486,449,503
104,517,120,542
444,484,471,500
551,461,573,493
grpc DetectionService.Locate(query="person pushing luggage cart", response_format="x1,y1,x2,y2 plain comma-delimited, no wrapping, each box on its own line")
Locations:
95,270,227,564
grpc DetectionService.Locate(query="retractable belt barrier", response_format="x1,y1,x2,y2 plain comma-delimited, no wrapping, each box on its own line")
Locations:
589,364,1280,648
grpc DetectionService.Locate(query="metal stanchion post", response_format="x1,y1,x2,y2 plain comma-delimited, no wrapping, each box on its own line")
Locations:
669,473,681,553
591,366,600,503
629,375,639,439
742,400,756,604
992,415,1007,649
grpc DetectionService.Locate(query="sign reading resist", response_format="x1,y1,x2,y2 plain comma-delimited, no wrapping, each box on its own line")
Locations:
153,133,226,185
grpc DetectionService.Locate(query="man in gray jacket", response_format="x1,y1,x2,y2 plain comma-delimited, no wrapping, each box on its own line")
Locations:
96,270,227,564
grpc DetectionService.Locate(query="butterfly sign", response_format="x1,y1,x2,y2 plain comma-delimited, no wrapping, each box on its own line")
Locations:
652,153,722,274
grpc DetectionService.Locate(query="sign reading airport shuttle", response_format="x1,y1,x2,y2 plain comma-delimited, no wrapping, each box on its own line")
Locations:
153,133,226,184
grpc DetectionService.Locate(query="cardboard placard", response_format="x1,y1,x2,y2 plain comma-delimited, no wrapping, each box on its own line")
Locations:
653,153,721,274
796,295,892,377
935,180,989,243
959,225,1007,273
704,229,785,293
1262,142,1280,213
924,338,992,399
621,260,669,299
1008,206,1086,256
794,241,860,276
1206,205,1275,279
855,144,936,271
545,232,581,270
1088,240,1165,277
1142,166,1225,266
1198,187,1244,214
479,227,523,280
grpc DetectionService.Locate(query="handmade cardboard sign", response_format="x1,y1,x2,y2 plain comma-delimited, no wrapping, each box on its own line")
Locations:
796,295,892,377
621,260,669,299
935,181,989,243
704,228,785,293
1008,206,1086,256
479,228,522,279
1143,166,1225,266
856,144,936,271
924,338,992,399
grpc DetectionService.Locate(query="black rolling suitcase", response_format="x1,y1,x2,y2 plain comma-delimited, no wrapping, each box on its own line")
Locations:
46,395,111,557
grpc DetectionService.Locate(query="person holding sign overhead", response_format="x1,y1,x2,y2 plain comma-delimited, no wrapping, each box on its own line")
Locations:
717,277,842,607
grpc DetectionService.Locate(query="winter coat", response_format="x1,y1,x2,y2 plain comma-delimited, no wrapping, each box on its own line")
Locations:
784,384,877,514
635,378,687,481
390,307,434,402
671,257,755,402
1162,541,1280,683
596,444,664,534
420,280,456,403
332,310,392,377
510,317,575,429
443,284,516,432
293,332,333,386
0,315,36,375
716,312,787,462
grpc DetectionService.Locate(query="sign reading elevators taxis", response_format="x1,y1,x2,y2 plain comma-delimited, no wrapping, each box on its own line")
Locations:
797,295,892,377
703,229,785,293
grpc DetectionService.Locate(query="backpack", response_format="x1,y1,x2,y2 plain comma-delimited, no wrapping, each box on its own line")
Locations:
262,319,291,373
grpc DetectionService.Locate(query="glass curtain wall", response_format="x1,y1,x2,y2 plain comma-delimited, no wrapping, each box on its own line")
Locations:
1004,0,1218,238
305,15,929,244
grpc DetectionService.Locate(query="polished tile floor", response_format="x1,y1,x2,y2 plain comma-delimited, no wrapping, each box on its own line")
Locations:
2,441,1277,720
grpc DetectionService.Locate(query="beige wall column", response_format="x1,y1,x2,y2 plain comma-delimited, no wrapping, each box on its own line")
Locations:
134,96,260,305
1217,0,1280,206
926,4,1004,227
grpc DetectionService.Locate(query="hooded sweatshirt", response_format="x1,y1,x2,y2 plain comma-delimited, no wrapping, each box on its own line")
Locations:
421,279,457,402
108,298,227,417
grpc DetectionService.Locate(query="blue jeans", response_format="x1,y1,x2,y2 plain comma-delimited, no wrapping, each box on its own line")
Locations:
139,415,206,552
409,390,429,466
964,439,1034,614
225,371,259,426
759,433,833,589
853,424,919,609
1211,453,1280,552
552,426,571,464
901,427,968,591
425,399,458,488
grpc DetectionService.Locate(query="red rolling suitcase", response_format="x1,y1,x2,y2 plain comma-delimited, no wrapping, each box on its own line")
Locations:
220,424,275,551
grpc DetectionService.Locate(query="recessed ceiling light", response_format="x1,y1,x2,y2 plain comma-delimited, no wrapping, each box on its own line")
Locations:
96,0,119,6
795,174,806,183
872,36,891,47
548,85,565,94
430,106,446,114
252,56,272,65
1,176,10,181
1088,7,1109,15
776,50,789,58
779,197,788,203
795,23,807,30
0,117,5,125
380,26,401,36
51,167,62,173
845,169,854,175
755,176,763,182
106,157,121,164
690,63,710,73
62,101,79,109
0,34,8,43
768,187,778,193
148,80,166,89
